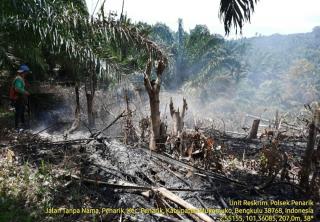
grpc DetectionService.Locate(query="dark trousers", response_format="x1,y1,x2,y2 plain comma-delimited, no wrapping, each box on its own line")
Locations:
14,100,25,128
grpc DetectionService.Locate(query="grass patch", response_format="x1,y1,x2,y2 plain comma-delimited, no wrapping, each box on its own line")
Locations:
0,158,54,221
0,108,14,129
0,197,34,222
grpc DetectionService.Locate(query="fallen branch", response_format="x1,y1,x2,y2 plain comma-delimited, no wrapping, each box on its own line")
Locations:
152,213,186,222
33,122,59,136
153,160,217,220
153,187,214,222
69,174,221,193
257,181,306,194
150,150,246,187
90,110,126,139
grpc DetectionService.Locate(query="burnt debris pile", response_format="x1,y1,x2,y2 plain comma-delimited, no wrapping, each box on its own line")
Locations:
1,103,318,222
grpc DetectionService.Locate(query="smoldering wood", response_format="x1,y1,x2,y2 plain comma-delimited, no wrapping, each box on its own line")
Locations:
1,60,316,222
2,113,310,222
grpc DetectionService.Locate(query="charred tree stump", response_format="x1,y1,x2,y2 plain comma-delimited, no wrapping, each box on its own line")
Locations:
85,65,97,127
274,110,280,129
86,93,94,127
247,119,260,139
300,109,320,191
123,90,138,145
300,109,320,190
310,143,320,200
169,97,188,136
64,84,81,136
144,59,166,151
139,117,150,142
300,122,316,191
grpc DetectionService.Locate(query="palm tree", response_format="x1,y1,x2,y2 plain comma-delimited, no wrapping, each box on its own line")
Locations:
219,0,259,35
1,0,166,128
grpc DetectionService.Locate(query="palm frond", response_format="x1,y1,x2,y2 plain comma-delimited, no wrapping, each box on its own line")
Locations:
219,0,259,35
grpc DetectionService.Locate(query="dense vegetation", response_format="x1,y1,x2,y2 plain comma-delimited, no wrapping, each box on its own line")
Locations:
146,23,320,115
0,0,319,121
243,27,320,110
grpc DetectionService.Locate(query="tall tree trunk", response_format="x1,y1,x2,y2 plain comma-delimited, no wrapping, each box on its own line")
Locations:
74,83,80,126
85,71,96,128
144,59,166,151
75,84,80,112
274,110,280,129
86,93,94,127
174,18,185,87
149,94,161,150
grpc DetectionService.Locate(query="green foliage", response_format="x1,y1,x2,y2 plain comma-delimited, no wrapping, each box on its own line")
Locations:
0,197,34,222
0,0,166,86
148,20,248,95
282,59,320,104
0,0,94,79
0,0,259,88
219,0,259,35
148,22,320,114
0,159,54,221
150,23,175,46
235,28,320,111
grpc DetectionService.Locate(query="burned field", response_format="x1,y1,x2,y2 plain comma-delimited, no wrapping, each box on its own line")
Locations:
1,3,320,221
0,89,319,222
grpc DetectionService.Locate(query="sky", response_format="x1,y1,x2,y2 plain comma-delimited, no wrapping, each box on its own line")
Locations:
85,0,320,37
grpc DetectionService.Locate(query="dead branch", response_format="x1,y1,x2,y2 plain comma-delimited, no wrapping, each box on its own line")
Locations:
150,150,246,186
91,110,126,139
169,97,188,136
153,187,214,222
153,160,217,220
69,174,222,193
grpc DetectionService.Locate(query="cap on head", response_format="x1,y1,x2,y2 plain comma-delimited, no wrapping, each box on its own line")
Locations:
17,64,30,73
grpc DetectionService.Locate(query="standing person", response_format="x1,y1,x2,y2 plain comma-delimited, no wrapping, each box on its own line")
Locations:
9,64,31,130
